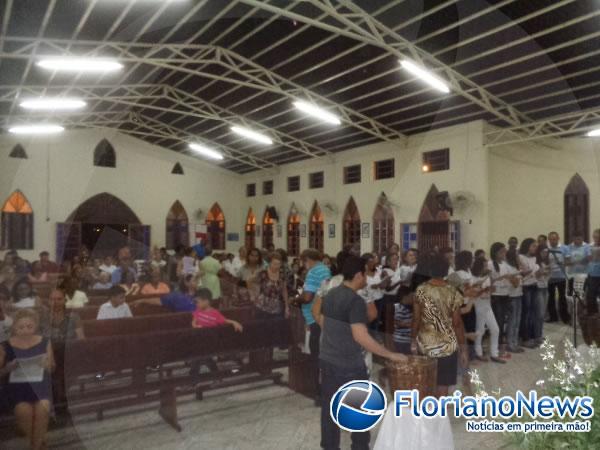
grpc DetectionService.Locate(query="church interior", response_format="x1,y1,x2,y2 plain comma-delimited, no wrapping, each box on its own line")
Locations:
0,1,599,449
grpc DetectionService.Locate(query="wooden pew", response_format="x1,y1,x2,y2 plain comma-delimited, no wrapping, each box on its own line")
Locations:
74,303,169,321
82,312,193,338
62,318,291,431
80,307,256,338
287,307,319,399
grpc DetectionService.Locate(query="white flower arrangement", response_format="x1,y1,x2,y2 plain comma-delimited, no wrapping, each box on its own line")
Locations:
469,338,600,449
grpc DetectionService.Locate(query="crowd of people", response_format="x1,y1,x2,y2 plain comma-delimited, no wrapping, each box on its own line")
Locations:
0,228,599,450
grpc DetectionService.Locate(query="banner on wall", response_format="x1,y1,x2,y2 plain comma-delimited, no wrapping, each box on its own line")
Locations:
194,224,207,244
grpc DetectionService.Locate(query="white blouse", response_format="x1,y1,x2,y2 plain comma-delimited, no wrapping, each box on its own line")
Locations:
519,255,540,286
66,290,89,309
488,260,512,296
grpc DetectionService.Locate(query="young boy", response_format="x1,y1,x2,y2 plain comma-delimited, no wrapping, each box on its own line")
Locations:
97,285,133,320
192,288,242,332
92,271,113,290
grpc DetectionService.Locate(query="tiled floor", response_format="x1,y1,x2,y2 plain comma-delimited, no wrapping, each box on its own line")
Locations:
1,322,583,449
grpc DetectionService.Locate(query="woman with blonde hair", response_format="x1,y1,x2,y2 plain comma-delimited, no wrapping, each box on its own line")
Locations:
0,309,55,450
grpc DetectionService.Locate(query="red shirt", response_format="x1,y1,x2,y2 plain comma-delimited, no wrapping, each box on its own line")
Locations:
193,308,227,328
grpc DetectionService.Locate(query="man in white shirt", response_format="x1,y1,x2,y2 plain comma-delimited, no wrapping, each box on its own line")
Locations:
97,286,133,320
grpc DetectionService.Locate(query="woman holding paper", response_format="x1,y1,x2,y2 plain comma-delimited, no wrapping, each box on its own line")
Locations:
0,308,54,450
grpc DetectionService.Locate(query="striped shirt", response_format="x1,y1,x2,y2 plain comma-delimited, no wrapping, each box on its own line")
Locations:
393,303,412,344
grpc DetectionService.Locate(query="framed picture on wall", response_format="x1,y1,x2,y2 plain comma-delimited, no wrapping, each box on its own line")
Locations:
227,233,239,242
256,225,261,237
328,223,335,238
277,224,282,238
361,222,370,239
300,224,307,238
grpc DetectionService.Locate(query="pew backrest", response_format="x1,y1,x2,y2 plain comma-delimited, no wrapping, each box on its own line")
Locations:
80,307,256,337
64,318,291,377
82,312,192,337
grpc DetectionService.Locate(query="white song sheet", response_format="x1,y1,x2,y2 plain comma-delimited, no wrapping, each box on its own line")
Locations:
9,354,45,383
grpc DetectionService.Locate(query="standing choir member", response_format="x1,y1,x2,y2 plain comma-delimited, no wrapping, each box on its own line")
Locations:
568,235,589,296
518,238,539,348
546,232,571,324
505,249,524,353
586,229,600,315
359,253,387,330
488,243,514,358
535,246,551,345
471,257,503,363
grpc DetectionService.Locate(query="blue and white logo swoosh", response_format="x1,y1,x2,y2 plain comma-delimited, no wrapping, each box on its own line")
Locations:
330,380,387,432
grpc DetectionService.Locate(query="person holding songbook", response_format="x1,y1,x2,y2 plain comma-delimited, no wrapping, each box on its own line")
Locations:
0,308,54,450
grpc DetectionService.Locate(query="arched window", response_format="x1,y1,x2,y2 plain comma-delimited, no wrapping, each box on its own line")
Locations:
244,208,256,250
309,201,324,253
373,193,395,256
166,200,189,249
94,139,116,168
262,208,275,250
245,208,256,250
343,197,361,252
287,205,301,257
418,184,451,252
1,190,34,249
564,174,589,243
206,203,226,250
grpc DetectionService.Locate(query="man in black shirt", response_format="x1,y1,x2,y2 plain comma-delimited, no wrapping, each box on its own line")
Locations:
319,256,406,450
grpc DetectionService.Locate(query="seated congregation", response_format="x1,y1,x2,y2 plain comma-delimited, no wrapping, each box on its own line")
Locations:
0,228,599,450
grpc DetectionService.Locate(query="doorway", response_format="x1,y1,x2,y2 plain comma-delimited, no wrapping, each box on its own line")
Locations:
57,193,149,262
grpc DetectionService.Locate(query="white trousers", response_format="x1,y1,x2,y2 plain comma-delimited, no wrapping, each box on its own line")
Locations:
474,298,500,358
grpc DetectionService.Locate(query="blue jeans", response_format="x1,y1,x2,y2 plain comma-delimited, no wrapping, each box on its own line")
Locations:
320,360,370,450
534,288,548,340
520,285,538,341
507,296,522,349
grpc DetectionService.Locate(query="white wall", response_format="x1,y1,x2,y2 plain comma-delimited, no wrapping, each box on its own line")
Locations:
0,129,244,260
242,121,489,255
4,121,596,262
488,137,600,244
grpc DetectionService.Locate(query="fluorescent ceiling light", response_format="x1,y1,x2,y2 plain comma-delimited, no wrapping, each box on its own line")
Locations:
20,98,87,111
400,59,450,94
586,128,600,137
8,124,65,135
189,143,224,160
293,100,341,125
37,57,123,73
230,126,273,145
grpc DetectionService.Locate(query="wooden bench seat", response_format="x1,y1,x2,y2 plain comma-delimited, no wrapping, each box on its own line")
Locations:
60,318,291,431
